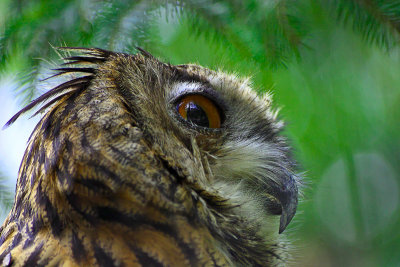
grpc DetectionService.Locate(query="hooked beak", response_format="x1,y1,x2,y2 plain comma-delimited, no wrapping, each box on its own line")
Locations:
266,173,298,234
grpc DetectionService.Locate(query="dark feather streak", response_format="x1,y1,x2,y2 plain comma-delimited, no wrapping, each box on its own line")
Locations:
93,242,116,267
71,231,86,263
52,67,96,74
36,184,63,237
23,241,46,266
133,248,163,267
62,56,106,65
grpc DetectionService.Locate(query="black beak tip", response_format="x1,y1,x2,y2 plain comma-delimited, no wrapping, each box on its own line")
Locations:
279,212,291,234
276,175,299,234
278,197,298,234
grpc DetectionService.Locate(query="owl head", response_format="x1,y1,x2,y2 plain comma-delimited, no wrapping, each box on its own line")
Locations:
96,48,299,233
3,47,300,265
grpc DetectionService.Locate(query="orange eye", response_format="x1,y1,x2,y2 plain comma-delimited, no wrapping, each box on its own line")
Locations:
176,94,222,128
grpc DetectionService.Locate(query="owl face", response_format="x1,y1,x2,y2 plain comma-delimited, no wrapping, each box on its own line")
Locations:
99,51,299,235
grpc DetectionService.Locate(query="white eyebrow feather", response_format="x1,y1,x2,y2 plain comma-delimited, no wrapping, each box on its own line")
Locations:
173,81,204,95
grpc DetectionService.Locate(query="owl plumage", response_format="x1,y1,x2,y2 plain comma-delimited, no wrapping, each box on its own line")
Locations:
0,48,299,266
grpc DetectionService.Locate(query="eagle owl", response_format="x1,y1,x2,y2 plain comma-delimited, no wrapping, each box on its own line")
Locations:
0,48,300,266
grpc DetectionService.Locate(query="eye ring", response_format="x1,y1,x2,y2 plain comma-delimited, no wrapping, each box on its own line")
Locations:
176,94,222,129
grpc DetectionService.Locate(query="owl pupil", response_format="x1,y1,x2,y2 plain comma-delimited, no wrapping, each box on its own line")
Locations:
186,102,209,128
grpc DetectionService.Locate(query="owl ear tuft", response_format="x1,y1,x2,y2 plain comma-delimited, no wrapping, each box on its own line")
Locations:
3,47,117,129
135,47,156,59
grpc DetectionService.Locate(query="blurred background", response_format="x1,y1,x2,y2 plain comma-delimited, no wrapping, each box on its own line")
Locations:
0,0,399,266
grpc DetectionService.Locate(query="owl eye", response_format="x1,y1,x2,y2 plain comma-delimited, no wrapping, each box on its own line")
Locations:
176,94,222,128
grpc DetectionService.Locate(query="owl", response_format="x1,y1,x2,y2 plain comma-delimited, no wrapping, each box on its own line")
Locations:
0,47,299,266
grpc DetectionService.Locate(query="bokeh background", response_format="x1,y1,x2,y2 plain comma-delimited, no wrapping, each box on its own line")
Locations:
1,1,399,266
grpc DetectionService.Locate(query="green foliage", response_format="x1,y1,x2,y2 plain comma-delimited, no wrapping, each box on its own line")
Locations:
2,0,399,103
182,0,307,69
0,172,13,221
330,0,400,49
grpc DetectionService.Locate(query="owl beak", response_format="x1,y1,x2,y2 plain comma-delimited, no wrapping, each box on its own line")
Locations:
268,174,298,234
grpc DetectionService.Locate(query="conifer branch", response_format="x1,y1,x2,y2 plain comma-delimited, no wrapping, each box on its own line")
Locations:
332,0,400,48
